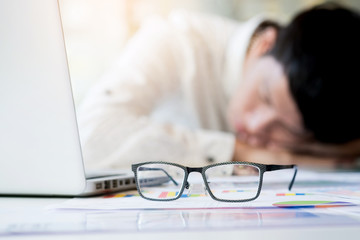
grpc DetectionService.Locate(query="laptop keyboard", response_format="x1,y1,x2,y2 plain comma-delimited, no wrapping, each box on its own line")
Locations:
85,172,126,179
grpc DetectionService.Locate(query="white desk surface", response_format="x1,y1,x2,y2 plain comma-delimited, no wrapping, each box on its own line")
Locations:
1,195,360,240
2,170,360,239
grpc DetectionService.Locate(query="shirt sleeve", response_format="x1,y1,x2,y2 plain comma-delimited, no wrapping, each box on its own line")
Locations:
77,14,235,170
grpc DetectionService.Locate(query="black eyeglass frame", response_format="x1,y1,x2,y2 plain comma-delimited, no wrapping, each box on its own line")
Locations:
131,161,297,203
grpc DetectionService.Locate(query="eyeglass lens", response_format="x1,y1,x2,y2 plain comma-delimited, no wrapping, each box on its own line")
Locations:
205,164,260,201
136,163,186,200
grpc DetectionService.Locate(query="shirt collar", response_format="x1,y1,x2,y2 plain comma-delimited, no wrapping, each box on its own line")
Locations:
223,15,268,100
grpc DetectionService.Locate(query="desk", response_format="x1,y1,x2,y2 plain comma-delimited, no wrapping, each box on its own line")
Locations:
2,170,360,239
1,195,360,240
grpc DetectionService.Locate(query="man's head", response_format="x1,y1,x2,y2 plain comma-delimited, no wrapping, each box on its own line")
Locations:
271,3,360,144
228,3,360,156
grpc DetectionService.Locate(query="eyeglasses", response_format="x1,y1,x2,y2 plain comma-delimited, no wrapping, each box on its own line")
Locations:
131,161,297,202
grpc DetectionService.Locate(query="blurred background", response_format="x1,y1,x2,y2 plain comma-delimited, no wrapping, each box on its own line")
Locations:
58,0,360,106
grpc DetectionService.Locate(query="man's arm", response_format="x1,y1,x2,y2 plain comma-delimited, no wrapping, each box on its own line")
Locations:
232,138,359,169
78,14,235,170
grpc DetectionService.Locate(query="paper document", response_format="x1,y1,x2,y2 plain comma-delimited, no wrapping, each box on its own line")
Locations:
2,170,360,236
50,170,360,210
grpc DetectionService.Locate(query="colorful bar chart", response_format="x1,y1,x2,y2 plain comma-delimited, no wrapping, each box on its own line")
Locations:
273,201,356,208
276,193,313,196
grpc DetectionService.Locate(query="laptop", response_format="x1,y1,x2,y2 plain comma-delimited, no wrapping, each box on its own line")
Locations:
0,0,136,196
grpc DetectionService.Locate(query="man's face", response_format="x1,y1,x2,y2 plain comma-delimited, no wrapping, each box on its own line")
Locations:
228,56,309,150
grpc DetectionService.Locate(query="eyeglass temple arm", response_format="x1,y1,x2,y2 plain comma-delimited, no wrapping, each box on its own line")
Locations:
265,164,298,191
138,167,179,186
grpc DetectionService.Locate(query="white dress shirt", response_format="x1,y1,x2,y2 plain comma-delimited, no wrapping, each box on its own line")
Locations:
77,10,265,170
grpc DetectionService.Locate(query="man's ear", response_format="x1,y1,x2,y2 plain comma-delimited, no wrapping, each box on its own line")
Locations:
250,27,277,58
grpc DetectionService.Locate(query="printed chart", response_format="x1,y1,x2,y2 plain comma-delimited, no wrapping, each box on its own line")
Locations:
3,170,360,236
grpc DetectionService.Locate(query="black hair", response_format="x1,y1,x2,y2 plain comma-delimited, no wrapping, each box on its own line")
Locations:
269,3,360,144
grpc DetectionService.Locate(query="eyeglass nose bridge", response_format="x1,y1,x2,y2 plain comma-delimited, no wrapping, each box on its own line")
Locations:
186,167,203,173
184,167,204,189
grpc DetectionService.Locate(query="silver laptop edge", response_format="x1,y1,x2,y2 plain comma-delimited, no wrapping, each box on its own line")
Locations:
0,0,135,196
